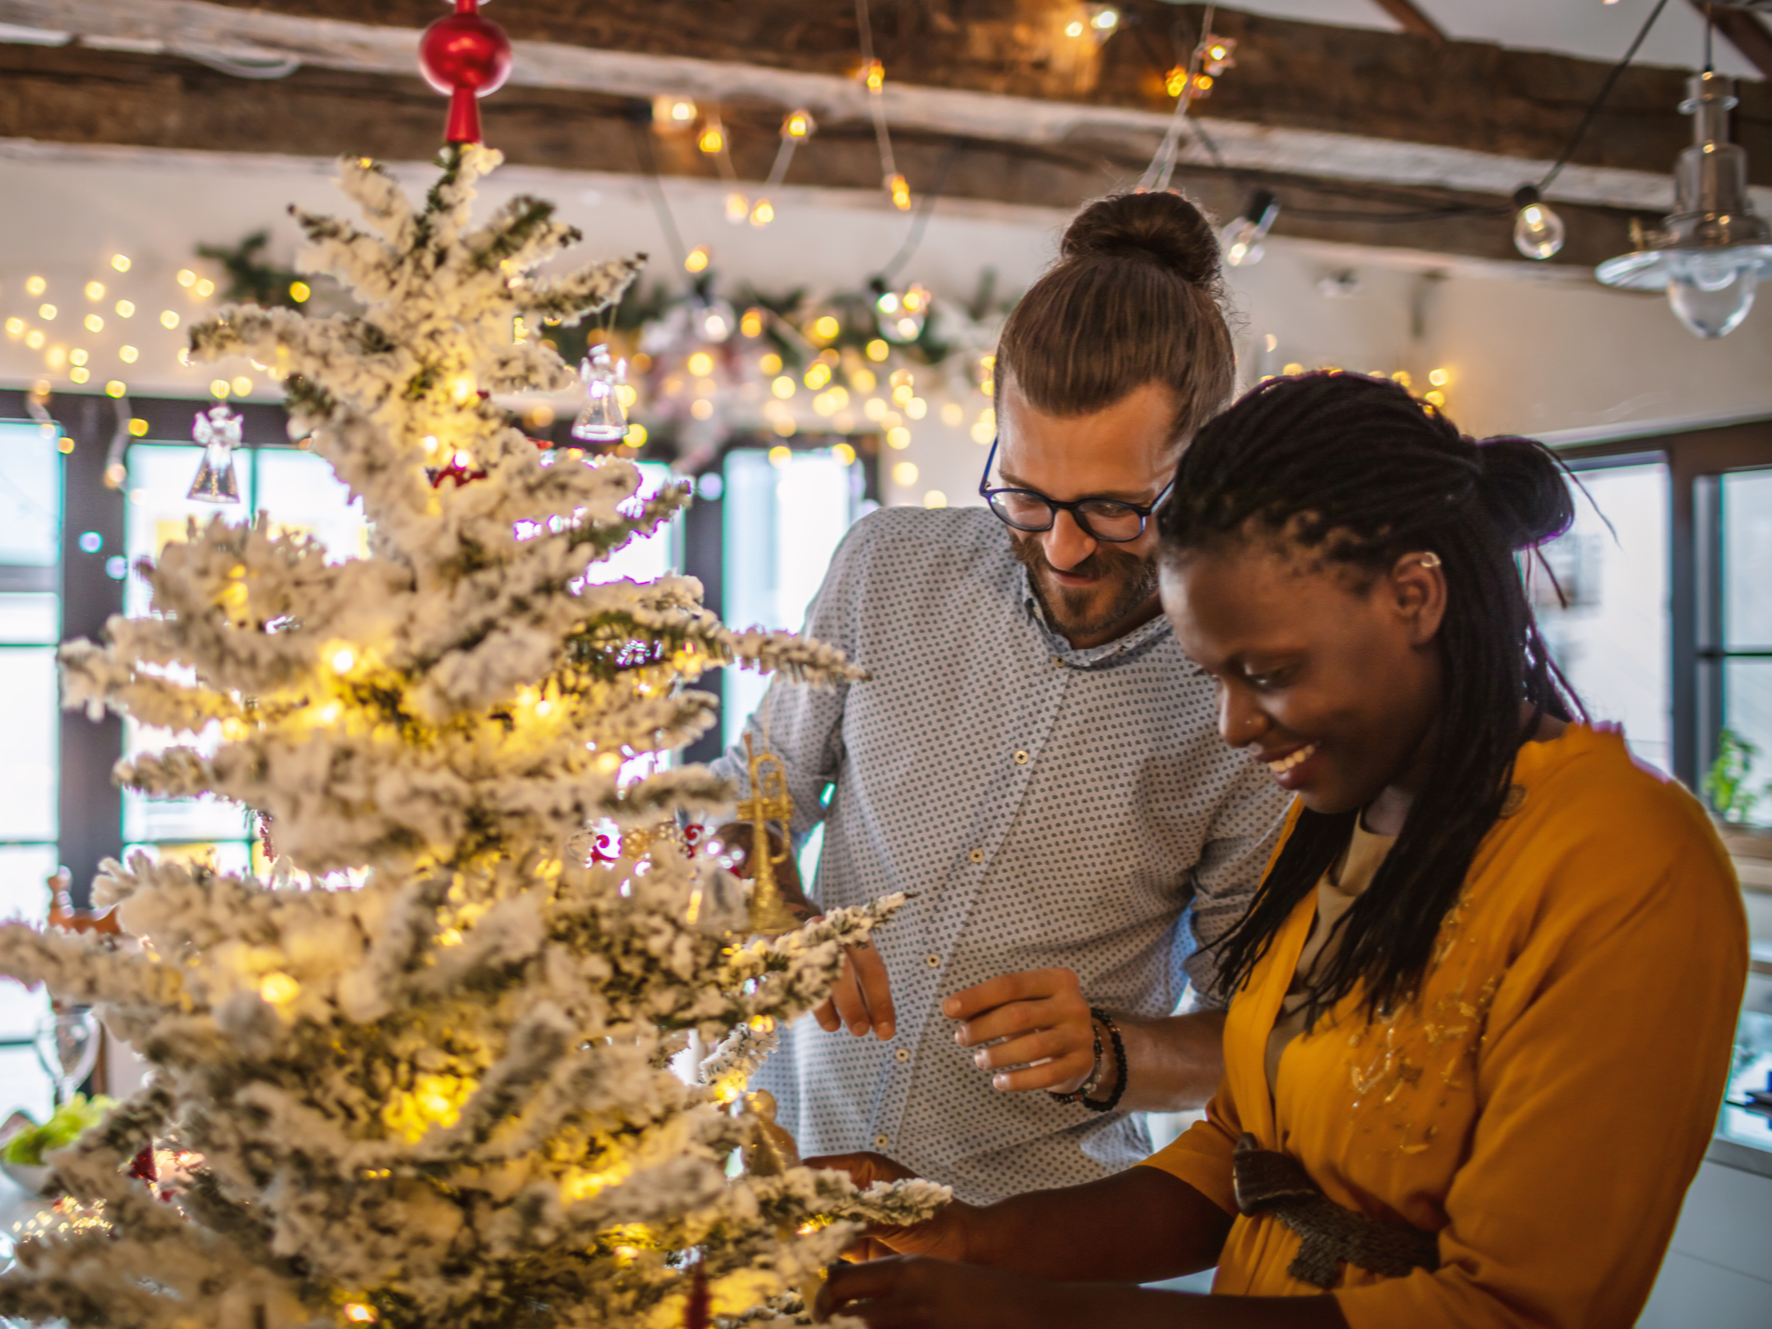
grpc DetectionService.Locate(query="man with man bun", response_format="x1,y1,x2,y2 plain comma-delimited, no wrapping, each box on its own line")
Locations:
711,192,1291,1204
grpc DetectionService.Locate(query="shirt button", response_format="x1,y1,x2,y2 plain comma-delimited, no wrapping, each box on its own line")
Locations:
895,1048,910,1062
969,848,984,863
1013,749,1029,765
874,1134,889,1149
1052,655,1065,668
926,954,941,968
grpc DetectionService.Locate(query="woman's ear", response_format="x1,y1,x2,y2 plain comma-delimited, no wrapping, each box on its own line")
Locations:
1389,552,1448,647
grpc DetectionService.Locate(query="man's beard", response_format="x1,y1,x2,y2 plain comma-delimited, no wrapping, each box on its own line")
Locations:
1010,534,1159,643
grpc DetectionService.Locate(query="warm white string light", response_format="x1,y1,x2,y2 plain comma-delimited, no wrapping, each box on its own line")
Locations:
1139,1,1217,193
855,0,911,210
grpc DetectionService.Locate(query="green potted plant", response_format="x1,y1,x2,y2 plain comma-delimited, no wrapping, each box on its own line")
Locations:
1706,728,1772,863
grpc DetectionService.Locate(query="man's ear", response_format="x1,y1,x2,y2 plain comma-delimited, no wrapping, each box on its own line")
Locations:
1390,553,1448,647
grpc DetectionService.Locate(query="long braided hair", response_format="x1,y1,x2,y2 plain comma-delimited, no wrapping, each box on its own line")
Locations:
1159,372,1584,1019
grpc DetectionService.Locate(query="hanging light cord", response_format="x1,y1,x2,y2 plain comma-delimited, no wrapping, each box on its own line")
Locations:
628,117,691,273
1187,0,1671,224
1536,0,1672,196
856,0,900,185
1138,2,1216,192
877,136,963,285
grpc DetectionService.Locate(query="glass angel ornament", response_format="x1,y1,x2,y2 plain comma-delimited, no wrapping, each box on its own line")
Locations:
571,342,630,442
187,404,243,503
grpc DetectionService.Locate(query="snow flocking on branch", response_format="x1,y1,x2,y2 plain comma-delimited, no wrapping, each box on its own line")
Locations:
0,144,939,1329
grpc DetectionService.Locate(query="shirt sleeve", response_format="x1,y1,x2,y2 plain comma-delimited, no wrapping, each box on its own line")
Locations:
1139,1084,1242,1217
1180,770,1295,1007
1332,817,1747,1329
706,512,878,852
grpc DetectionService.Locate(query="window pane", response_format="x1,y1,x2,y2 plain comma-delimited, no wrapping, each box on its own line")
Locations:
1536,461,1671,775
254,447,368,563
0,592,58,645
582,461,681,588
1721,660,1772,828
0,844,56,1042
124,443,257,616
1724,467,1772,649
0,647,57,841
721,448,859,746
123,840,253,877
0,1046,53,1128
0,419,63,565
1720,1005,1772,1155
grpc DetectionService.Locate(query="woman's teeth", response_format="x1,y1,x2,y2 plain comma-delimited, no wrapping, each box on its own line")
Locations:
1266,743,1318,775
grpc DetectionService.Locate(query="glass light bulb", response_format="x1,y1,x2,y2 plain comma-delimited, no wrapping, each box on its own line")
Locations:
698,298,736,343
1220,216,1264,267
1666,252,1758,339
1513,200,1565,260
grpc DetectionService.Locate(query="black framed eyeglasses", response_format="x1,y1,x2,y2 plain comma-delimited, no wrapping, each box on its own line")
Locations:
977,437,1175,544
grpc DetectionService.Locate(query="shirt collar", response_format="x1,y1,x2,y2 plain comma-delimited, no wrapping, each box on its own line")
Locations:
1016,562,1174,668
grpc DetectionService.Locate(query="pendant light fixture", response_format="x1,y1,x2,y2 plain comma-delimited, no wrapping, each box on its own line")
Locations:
1595,71,1772,339
1220,189,1280,268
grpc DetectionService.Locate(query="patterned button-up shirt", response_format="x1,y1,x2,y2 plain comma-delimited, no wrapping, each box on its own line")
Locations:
711,506,1290,1204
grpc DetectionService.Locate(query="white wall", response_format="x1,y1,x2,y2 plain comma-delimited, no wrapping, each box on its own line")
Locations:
1,140,1769,512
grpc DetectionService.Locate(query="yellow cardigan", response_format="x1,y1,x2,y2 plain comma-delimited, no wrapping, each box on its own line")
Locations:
1144,726,1747,1327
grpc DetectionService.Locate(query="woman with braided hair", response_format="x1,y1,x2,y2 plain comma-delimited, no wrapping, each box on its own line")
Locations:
813,372,1746,1328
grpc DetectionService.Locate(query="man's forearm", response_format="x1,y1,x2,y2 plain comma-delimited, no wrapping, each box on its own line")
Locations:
960,1166,1232,1284
1108,1009,1227,1112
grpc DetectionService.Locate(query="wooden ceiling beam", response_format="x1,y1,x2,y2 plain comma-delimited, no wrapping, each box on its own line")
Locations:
1367,0,1446,42
0,0,1761,216
0,42,1644,269
1694,0,1772,80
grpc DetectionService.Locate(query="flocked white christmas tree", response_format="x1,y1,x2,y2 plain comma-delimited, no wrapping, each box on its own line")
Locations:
0,144,942,1329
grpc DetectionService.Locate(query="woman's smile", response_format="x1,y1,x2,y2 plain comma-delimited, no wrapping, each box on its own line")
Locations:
1257,740,1322,789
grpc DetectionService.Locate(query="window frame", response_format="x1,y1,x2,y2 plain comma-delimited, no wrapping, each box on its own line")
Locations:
1556,417,1772,791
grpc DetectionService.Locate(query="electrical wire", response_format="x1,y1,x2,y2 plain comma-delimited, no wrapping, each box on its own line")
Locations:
628,119,690,273
1182,0,1672,227
855,0,901,188
1139,2,1216,192
877,137,964,284
1536,0,1672,196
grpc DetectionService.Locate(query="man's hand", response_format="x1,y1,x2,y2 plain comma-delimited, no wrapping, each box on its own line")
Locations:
710,822,895,1041
805,1152,974,1263
943,968,1099,1095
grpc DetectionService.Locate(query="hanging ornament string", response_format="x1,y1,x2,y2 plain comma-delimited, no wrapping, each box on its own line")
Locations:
855,0,911,211
418,0,514,146
1139,2,1215,193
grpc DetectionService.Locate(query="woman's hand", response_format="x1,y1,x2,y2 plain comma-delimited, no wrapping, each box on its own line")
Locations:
805,1152,976,1262
816,1256,1086,1328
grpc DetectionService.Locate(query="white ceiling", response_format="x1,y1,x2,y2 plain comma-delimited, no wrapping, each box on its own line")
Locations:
1210,0,1760,79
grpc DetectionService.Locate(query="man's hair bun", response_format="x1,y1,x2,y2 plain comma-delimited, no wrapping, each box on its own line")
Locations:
1060,192,1222,288
1472,435,1576,552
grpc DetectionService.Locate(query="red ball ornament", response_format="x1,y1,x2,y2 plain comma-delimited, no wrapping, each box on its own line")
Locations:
418,0,513,146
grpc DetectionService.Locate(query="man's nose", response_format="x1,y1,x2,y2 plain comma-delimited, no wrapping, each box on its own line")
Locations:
1040,509,1097,572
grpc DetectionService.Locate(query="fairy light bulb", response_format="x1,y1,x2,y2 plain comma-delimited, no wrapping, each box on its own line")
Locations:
1511,185,1566,261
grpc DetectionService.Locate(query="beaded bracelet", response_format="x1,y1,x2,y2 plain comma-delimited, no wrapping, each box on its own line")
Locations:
1046,1023,1104,1105
1081,1008,1128,1113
